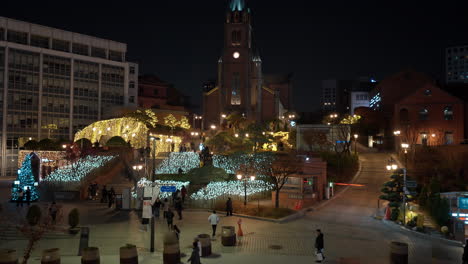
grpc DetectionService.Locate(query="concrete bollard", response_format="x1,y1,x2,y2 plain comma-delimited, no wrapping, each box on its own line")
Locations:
0,249,18,264
119,244,138,264
163,232,180,264
390,241,408,264
41,248,60,264
81,247,100,264
197,234,212,257
221,226,236,246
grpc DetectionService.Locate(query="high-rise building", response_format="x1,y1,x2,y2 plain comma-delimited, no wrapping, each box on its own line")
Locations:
322,78,376,115
446,45,468,83
0,17,138,177
203,0,292,128
321,80,352,114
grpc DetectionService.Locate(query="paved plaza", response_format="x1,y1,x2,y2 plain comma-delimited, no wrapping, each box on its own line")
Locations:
0,153,463,263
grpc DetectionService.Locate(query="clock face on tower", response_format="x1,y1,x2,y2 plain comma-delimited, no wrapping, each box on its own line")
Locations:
233,51,240,59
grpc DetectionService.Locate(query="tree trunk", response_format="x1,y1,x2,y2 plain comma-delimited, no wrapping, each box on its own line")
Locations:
275,189,280,208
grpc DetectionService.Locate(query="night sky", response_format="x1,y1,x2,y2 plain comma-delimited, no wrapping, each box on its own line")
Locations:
2,0,468,112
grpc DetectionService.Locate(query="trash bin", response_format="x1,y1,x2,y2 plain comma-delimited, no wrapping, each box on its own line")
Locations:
115,194,122,209
221,226,236,246
197,234,211,257
390,241,408,264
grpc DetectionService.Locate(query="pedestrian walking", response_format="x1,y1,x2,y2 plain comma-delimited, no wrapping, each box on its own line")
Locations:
172,190,180,204
108,187,115,208
166,208,175,230
101,185,108,203
187,241,201,264
49,202,58,224
163,198,169,219
463,239,468,264
25,187,31,206
181,185,187,203
16,189,24,207
173,224,180,240
175,197,183,220
152,198,162,219
226,197,233,216
315,229,325,263
88,184,93,200
208,210,220,237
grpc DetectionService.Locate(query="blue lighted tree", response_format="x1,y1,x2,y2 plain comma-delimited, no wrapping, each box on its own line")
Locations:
11,154,39,201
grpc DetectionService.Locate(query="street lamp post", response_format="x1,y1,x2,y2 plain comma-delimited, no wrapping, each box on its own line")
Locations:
386,159,407,225
353,134,358,155
149,136,160,253
237,174,255,206
401,143,409,168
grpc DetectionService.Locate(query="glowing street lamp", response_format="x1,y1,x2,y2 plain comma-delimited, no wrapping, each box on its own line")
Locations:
210,125,216,130
234,133,239,138
393,130,401,136
221,114,227,118
62,144,67,149
236,174,256,206
353,134,358,155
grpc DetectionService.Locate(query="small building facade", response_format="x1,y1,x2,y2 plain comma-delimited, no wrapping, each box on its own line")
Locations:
271,157,327,210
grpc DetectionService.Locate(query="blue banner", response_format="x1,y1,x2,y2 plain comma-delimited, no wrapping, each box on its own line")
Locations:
161,186,177,193
459,197,468,209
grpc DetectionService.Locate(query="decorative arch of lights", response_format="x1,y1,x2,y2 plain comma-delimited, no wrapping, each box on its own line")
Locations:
74,117,182,153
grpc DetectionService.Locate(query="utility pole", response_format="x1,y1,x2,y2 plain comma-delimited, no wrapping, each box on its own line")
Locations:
149,136,160,253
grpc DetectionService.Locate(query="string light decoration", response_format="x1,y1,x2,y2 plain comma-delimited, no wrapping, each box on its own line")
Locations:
74,117,149,148
190,180,274,200
43,155,115,183
212,153,274,174
155,152,200,174
18,150,66,168
133,178,190,199
74,117,183,153
11,154,39,201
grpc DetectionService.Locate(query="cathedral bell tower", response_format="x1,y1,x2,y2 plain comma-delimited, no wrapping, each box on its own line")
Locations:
217,0,262,120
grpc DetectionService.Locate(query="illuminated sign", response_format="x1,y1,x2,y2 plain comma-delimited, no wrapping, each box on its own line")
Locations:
459,197,468,209
369,93,381,108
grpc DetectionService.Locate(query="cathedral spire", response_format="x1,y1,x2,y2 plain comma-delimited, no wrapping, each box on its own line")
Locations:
229,0,245,11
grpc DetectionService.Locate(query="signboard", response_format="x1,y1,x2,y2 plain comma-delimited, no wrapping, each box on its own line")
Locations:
405,181,417,188
142,186,161,219
459,197,468,209
161,186,177,193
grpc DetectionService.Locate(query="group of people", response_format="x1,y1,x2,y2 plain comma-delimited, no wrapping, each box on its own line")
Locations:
87,182,99,200
100,185,116,208
16,187,32,207
148,186,187,232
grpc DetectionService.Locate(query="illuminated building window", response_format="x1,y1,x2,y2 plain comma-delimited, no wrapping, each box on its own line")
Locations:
419,107,428,121
444,106,453,120
231,72,241,105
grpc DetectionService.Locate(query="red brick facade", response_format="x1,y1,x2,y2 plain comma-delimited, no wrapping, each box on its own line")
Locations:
394,84,465,145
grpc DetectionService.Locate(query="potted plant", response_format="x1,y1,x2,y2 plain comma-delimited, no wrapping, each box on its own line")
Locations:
68,208,80,235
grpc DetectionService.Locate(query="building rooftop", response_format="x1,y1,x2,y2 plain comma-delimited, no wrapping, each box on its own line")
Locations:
0,16,126,53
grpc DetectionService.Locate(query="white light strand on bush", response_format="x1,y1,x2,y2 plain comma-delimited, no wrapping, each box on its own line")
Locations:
190,180,274,200
212,153,274,174
43,155,115,182
133,177,190,199
155,152,200,174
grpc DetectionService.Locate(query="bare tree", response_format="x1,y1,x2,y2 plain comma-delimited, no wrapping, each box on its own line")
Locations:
262,153,300,208
302,130,332,152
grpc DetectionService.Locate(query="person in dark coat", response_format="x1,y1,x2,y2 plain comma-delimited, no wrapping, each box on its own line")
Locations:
187,241,201,264
463,239,468,264
49,202,58,224
315,229,325,263
16,189,24,207
152,198,162,219
25,187,31,206
175,197,183,220
226,197,233,216
173,224,180,240
108,187,115,208
101,185,108,203
181,186,187,203
166,208,175,230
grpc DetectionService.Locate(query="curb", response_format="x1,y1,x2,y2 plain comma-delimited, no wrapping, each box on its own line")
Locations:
382,219,463,247
183,158,364,224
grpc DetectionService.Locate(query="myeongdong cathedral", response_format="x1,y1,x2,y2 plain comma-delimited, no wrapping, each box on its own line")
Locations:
203,0,294,128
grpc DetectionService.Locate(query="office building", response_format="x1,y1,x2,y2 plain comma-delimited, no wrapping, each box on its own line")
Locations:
0,17,138,177
446,45,468,83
